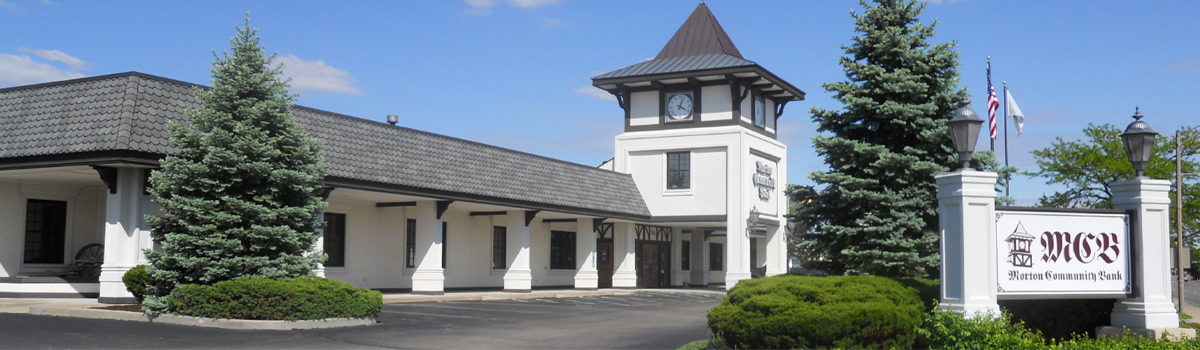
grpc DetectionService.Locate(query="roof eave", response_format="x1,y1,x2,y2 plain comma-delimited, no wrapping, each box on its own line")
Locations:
592,65,805,101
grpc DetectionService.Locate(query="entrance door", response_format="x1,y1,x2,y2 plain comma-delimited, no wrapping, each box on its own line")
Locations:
639,244,661,288
597,241,613,288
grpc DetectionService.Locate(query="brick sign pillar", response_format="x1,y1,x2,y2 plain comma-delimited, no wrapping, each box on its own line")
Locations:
935,169,1000,317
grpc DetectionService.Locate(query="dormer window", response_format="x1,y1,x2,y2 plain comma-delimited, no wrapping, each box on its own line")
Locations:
753,96,766,128
664,91,695,123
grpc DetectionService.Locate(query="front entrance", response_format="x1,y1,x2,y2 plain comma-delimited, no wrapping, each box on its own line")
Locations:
597,240,614,288
636,242,670,288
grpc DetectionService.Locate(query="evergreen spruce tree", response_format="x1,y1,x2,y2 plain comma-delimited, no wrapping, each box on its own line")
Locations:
796,0,967,278
142,16,327,314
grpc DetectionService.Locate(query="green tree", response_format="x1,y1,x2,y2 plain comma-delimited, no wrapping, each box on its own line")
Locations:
796,0,967,278
142,16,328,315
1028,123,1199,245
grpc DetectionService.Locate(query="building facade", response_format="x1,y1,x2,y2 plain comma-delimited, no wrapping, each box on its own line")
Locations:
0,3,802,302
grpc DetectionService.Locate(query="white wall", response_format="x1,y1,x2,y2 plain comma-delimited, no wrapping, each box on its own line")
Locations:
701,85,732,121
0,181,104,278
323,198,409,289
625,146,727,217
708,236,727,283
630,91,659,126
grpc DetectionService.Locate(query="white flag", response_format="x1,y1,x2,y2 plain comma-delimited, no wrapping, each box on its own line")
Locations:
1006,89,1025,136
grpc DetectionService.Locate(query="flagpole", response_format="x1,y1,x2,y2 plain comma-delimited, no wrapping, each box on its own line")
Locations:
1003,82,1010,198
989,57,995,152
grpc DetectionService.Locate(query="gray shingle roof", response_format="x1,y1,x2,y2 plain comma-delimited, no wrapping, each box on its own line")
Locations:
0,72,650,220
591,54,756,80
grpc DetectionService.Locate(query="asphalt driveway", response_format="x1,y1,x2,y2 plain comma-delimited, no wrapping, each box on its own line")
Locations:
0,292,723,349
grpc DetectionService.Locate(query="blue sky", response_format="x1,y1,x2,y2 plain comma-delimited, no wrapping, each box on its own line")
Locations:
2,0,1198,205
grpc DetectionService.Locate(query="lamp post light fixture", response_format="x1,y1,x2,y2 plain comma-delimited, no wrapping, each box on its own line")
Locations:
1120,107,1158,178
747,206,761,236
948,99,984,170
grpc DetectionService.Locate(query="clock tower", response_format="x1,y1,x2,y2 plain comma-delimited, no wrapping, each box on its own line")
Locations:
593,2,803,288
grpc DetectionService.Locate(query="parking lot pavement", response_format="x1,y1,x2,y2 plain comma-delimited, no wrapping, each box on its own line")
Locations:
0,293,723,349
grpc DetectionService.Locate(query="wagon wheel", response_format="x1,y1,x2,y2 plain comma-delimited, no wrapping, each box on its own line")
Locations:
74,244,104,278
75,243,104,264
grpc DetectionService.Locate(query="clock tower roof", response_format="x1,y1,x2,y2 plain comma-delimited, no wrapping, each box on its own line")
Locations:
592,3,804,103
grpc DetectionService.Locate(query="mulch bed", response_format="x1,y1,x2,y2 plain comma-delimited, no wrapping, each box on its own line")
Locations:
93,304,143,313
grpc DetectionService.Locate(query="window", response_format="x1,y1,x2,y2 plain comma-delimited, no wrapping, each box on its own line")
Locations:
492,226,507,269
550,231,576,270
710,243,723,271
750,237,758,268
442,222,448,269
406,219,416,269
24,199,67,264
323,213,346,267
753,96,766,127
681,240,690,271
667,152,690,190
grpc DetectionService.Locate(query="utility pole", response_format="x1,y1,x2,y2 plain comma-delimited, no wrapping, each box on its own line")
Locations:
1178,129,1185,313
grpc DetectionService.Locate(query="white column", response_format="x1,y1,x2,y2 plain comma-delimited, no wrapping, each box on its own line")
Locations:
504,210,532,292
411,201,444,295
574,219,598,290
935,170,999,317
98,167,152,304
1109,178,1181,329
725,215,751,288
766,224,786,276
612,223,637,288
690,232,707,286
671,228,683,286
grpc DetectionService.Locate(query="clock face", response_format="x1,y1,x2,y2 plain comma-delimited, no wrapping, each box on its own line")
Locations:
666,92,693,121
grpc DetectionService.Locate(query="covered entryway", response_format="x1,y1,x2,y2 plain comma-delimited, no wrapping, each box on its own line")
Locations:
634,224,672,288
596,223,614,288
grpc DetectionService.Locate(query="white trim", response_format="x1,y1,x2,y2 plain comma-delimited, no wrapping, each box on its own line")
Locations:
18,183,81,274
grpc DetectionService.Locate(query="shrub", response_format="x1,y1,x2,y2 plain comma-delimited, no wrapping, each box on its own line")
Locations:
122,265,150,303
167,277,381,320
920,304,1048,350
707,275,923,349
896,277,940,312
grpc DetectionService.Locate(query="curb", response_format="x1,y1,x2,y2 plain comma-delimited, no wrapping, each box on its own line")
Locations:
29,305,377,330
382,289,637,304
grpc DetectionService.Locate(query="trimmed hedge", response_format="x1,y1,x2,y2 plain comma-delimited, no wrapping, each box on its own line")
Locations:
922,304,1200,349
122,265,150,303
168,277,382,320
896,277,940,312
707,275,923,349
998,299,1114,341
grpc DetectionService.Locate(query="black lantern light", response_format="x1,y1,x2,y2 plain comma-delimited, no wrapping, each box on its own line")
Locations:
1121,107,1158,178
747,206,760,236
948,99,984,170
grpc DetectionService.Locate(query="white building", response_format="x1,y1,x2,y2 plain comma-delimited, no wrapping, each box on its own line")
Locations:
0,3,803,302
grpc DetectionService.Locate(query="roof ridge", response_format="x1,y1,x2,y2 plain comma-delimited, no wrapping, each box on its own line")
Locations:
654,2,742,60
113,75,139,151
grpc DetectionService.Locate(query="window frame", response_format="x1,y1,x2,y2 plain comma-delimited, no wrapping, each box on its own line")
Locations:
666,151,691,190
681,240,691,271
441,222,448,269
549,231,576,270
752,95,766,128
323,212,346,268
492,226,507,269
710,242,723,271
23,199,68,265
405,219,416,269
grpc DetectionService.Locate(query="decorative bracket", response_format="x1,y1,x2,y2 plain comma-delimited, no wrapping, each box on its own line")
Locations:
614,85,631,114
436,200,454,220
703,230,714,241
727,75,752,118
524,210,540,227
592,218,607,233
774,100,788,119
142,169,154,195
320,187,336,201
91,166,117,194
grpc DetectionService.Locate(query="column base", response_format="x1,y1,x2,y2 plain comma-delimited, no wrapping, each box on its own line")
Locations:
504,269,532,291
1097,326,1196,341
612,270,637,288
1111,299,1181,329
725,271,752,288
574,270,598,290
412,268,445,294
98,265,135,301
938,301,1000,318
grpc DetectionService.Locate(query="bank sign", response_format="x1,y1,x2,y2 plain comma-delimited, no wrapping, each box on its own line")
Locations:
995,209,1132,299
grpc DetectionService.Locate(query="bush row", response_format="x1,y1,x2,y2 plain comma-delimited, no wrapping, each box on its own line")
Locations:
168,277,382,321
707,274,1199,349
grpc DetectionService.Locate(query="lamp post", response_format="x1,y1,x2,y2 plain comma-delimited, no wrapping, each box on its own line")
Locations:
747,206,761,236
1121,107,1158,178
948,99,984,170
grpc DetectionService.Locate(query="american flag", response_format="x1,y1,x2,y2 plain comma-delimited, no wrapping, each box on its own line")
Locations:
987,61,999,140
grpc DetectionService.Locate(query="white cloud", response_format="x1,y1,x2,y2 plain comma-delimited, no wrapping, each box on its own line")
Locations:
0,53,85,87
18,48,90,70
573,86,616,101
0,1,20,12
464,0,560,16
1168,57,1200,74
276,54,362,94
